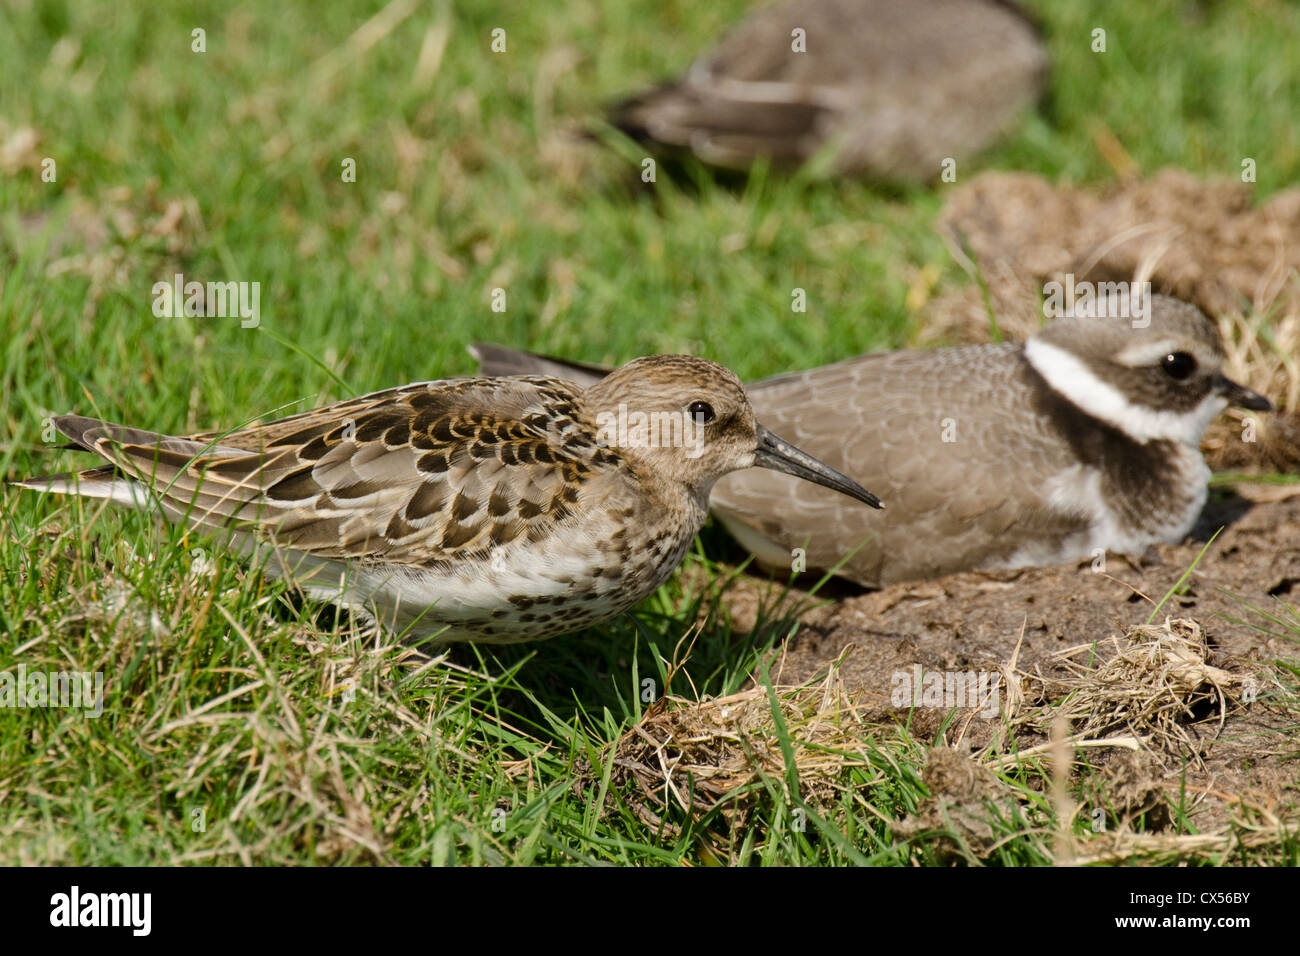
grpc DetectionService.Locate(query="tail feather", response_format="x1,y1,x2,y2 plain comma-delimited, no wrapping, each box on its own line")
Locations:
55,415,247,460
14,464,154,508
611,83,825,168
45,414,106,452
14,415,264,517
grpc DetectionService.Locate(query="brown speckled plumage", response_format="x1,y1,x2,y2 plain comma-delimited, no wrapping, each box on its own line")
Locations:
18,356,881,644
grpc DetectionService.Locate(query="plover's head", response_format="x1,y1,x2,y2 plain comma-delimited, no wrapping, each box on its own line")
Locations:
1024,294,1272,445
585,355,882,507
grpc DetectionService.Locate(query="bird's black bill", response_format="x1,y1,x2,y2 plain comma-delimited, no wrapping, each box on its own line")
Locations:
1219,376,1273,412
753,425,883,509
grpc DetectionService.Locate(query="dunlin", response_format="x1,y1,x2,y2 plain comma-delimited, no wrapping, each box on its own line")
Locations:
473,296,1272,587
613,0,1047,180
16,356,881,643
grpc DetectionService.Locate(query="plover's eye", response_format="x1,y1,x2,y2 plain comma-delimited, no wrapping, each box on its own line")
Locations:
1162,352,1197,381
687,400,716,424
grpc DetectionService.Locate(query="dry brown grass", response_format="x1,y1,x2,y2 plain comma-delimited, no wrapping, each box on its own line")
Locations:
596,614,1298,863
1009,617,1266,765
601,670,884,833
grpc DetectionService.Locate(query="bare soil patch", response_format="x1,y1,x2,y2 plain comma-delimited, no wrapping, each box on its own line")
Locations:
760,487,1299,827
604,486,1300,858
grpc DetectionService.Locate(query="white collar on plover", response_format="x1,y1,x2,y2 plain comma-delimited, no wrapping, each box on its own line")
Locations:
1023,295,1270,446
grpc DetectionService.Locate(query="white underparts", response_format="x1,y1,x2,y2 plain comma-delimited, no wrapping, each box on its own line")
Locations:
995,455,1210,572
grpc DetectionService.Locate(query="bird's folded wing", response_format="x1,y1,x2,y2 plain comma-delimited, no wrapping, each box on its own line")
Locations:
53,378,604,565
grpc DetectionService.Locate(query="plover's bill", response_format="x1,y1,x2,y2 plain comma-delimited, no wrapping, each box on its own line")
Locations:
613,0,1047,180
473,296,1272,587
16,357,881,643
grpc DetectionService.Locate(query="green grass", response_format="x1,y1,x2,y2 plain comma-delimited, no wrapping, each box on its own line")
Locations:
2,0,1300,865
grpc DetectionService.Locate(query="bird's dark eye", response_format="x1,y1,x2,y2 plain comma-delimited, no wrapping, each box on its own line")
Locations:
1162,352,1198,381
687,401,716,424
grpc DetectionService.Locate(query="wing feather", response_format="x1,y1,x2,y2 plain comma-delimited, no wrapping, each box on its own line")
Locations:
39,377,612,567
